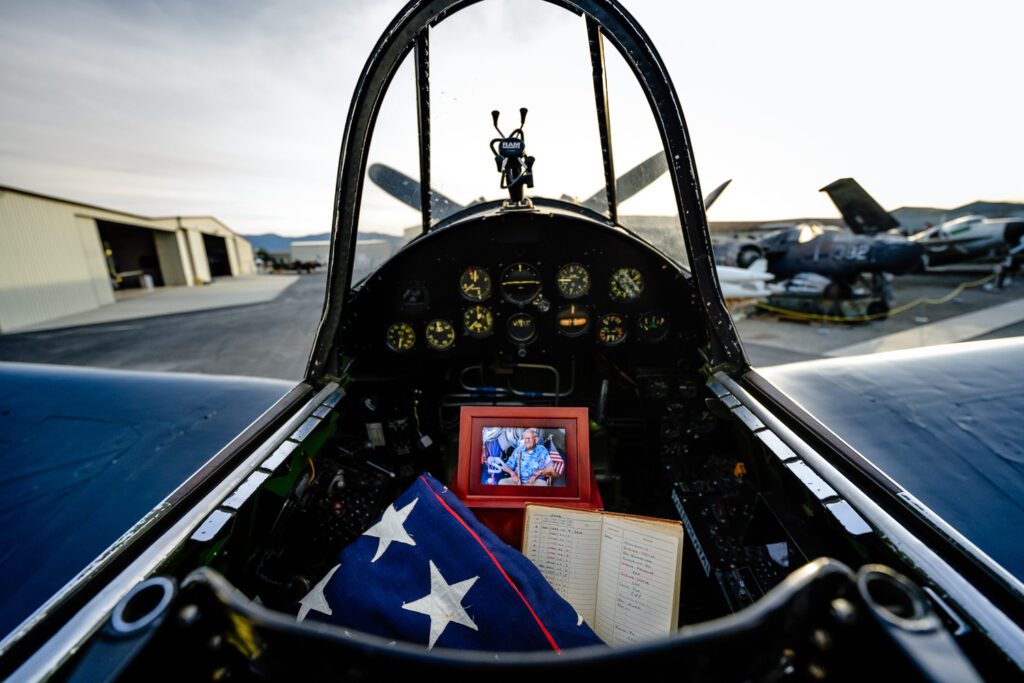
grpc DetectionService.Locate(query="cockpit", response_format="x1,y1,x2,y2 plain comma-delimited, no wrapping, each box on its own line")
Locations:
6,1,1019,681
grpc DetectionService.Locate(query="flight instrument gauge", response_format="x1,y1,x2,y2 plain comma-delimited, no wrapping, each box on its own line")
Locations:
506,313,538,344
637,311,668,343
425,319,456,351
385,322,416,353
463,305,494,338
556,263,590,299
609,267,644,302
556,304,590,337
597,313,627,346
500,263,542,304
398,281,429,314
459,266,492,302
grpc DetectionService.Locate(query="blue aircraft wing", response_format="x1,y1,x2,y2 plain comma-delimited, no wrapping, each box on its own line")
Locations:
756,338,1024,581
0,362,292,639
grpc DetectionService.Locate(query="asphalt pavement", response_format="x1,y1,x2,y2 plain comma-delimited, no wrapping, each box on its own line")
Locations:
0,273,327,381
1,270,1022,377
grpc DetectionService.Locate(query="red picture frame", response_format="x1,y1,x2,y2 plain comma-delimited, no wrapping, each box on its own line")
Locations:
452,406,599,515
452,406,599,547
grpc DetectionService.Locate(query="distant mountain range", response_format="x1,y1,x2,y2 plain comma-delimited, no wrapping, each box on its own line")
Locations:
242,231,407,254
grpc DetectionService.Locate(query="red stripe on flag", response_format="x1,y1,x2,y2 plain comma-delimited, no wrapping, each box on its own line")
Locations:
418,475,562,653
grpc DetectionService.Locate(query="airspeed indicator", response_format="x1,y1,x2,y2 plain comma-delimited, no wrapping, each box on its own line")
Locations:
386,322,416,353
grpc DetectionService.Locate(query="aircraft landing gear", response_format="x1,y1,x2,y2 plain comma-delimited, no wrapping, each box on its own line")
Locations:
867,273,894,319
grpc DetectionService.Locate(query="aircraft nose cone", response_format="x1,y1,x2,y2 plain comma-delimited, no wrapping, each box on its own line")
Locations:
875,242,924,274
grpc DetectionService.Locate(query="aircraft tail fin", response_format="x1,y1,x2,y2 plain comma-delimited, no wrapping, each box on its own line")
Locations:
819,178,900,235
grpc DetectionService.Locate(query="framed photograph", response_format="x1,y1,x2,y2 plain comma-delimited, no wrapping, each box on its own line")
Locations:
452,406,595,511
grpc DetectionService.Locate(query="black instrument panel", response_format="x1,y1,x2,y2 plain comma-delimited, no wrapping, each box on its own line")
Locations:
341,208,704,363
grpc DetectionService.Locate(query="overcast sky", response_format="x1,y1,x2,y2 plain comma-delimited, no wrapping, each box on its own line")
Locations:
1,0,1021,236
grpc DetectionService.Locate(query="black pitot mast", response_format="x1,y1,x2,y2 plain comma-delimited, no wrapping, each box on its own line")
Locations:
490,108,535,207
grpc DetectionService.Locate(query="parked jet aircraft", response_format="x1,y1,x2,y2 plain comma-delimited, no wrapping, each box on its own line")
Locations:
2,1,1023,681
715,220,923,313
821,177,1024,268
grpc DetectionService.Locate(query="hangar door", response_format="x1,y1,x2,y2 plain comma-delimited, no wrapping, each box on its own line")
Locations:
203,234,232,277
96,220,164,288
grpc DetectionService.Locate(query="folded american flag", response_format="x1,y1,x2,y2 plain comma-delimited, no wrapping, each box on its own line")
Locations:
298,473,603,652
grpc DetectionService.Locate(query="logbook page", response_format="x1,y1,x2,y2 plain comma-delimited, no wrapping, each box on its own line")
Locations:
592,514,683,645
522,505,604,624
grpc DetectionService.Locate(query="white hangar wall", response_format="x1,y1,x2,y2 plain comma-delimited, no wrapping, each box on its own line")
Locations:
0,187,256,333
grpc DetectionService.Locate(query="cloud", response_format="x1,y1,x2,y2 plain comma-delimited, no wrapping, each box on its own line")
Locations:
0,0,1020,235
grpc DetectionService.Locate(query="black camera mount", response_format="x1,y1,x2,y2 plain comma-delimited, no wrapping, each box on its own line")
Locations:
489,108,535,206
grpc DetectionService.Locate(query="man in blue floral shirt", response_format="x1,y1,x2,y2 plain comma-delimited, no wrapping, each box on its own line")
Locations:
499,428,555,486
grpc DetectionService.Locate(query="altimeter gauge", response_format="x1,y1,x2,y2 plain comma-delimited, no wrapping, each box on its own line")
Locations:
500,262,542,304
424,319,456,351
463,305,494,338
459,266,492,302
597,313,627,346
609,267,644,302
556,304,590,337
556,263,590,299
385,322,416,353
637,311,668,343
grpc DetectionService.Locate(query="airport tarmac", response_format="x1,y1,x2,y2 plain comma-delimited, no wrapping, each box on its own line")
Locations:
0,270,1021,380
735,272,1024,366
13,274,299,333
0,273,324,380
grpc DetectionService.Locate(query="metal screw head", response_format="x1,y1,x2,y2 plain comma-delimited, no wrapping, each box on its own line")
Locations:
830,597,857,625
177,604,200,627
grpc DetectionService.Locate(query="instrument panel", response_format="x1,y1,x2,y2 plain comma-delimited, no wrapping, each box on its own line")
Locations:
342,208,703,363
384,263,668,352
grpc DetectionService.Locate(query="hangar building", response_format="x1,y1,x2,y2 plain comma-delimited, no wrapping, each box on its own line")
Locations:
0,185,255,333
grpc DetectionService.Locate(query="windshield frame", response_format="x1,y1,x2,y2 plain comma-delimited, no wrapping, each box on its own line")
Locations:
307,0,743,380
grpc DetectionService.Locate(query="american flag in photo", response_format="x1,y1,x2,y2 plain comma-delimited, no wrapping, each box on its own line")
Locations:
546,437,564,476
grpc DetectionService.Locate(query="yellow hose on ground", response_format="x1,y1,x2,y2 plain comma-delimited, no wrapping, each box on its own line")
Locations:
753,273,998,323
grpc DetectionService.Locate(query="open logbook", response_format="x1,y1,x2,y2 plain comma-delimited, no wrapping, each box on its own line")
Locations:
522,504,684,645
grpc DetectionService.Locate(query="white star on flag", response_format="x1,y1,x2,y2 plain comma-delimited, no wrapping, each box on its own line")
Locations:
402,560,479,650
297,564,340,623
363,497,418,562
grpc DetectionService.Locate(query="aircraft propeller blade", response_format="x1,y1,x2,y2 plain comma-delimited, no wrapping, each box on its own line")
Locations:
581,151,669,211
368,164,466,221
703,179,732,211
